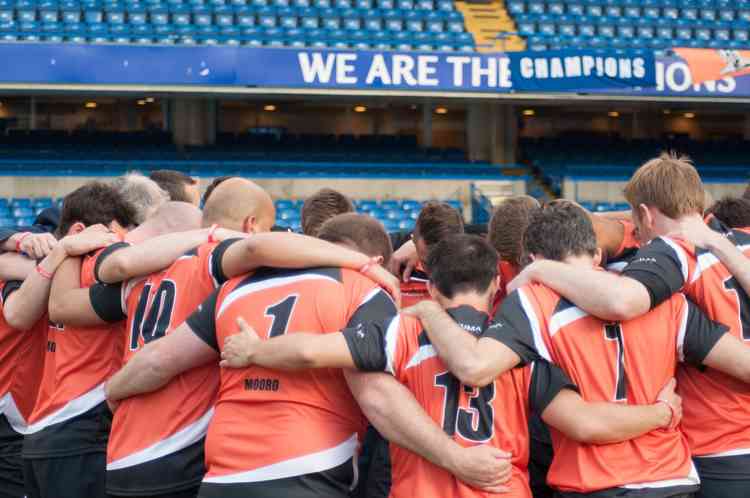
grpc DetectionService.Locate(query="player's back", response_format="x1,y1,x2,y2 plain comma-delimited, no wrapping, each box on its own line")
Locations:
519,283,696,493
201,266,386,483
106,242,229,492
0,281,47,431
666,225,750,457
389,309,533,498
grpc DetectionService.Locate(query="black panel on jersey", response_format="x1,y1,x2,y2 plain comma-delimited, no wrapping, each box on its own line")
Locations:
198,458,355,498
106,439,205,496
0,281,21,304
186,289,220,352
552,296,578,316
89,282,126,323
209,238,242,286
486,291,541,366
22,401,112,459
528,360,578,416
94,242,130,283
342,319,391,373
683,299,730,367
241,266,343,287
352,426,391,498
622,238,687,309
731,229,750,246
557,484,698,498
446,305,489,337
345,290,397,330
694,453,750,480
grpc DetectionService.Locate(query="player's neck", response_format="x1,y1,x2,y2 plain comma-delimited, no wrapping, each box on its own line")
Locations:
653,212,703,240
437,292,492,315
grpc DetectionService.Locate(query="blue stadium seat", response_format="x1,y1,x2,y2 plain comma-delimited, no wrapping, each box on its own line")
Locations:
0,218,13,227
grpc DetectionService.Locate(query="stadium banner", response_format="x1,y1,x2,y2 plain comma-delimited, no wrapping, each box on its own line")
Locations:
0,43,747,98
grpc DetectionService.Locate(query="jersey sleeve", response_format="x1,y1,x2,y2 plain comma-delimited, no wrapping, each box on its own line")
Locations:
679,297,730,367
528,360,579,416
345,289,398,330
203,238,243,288
0,280,22,305
486,290,542,365
185,288,220,352
93,242,131,283
342,316,397,373
621,238,687,309
88,282,126,323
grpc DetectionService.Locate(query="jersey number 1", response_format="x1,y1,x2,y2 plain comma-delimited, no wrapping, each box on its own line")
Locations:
724,276,750,340
264,295,299,338
604,323,628,402
130,281,177,351
434,372,494,443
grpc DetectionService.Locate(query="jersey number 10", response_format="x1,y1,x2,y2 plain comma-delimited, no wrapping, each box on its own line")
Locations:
129,281,177,351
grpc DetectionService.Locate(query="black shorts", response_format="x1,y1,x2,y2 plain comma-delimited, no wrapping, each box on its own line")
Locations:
197,458,356,498
696,478,750,498
23,452,107,498
0,415,24,498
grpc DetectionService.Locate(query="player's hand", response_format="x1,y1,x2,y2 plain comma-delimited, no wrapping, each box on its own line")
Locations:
505,260,543,294
656,378,682,429
60,225,120,256
676,214,722,250
17,232,58,259
389,239,419,283
448,444,512,492
361,263,402,309
401,299,440,319
220,317,261,368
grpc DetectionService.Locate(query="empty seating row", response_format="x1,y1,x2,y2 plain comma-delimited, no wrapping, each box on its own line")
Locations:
509,0,750,21
525,33,749,51
0,23,474,49
0,0,457,11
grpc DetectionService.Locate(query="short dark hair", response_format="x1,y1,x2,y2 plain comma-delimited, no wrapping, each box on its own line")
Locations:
301,188,355,236
149,170,197,203
487,196,540,268
425,234,498,299
414,202,464,248
58,181,137,237
524,201,598,262
202,176,236,207
706,197,750,229
318,213,393,266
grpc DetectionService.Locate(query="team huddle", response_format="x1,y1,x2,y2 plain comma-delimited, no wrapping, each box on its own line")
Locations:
0,156,749,498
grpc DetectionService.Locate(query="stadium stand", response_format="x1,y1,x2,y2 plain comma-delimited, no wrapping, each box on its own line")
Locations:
0,0,475,50
507,0,750,52
0,195,461,232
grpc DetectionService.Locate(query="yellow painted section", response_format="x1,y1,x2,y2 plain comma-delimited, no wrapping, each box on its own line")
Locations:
455,0,526,52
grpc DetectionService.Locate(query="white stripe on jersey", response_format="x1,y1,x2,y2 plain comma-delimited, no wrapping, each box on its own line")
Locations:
25,383,106,434
217,274,338,318
621,461,700,489
107,407,214,470
202,433,358,484
517,289,552,361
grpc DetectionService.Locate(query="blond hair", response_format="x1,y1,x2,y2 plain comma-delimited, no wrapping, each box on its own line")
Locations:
624,152,705,219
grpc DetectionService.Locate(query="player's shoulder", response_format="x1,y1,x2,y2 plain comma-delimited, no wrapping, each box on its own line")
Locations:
515,281,564,311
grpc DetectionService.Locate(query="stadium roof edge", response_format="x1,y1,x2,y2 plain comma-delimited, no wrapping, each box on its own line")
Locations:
2,83,750,104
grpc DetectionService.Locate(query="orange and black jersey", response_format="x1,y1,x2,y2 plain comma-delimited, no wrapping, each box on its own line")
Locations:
23,243,128,460
621,218,750,476
400,263,430,308
490,287,728,496
186,266,396,488
341,305,577,498
0,281,47,442
87,238,241,496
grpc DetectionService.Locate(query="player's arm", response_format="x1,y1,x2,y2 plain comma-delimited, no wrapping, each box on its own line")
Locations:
2,232,57,259
8,226,118,330
541,376,678,444
679,219,750,297
403,295,538,387
0,252,36,281
218,232,401,305
345,370,511,493
679,298,750,383
97,227,242,284
220,318,356,369
106,322,218,402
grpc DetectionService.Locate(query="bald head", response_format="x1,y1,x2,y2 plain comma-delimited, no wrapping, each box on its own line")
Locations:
125,201,203,243
202,177,275,233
